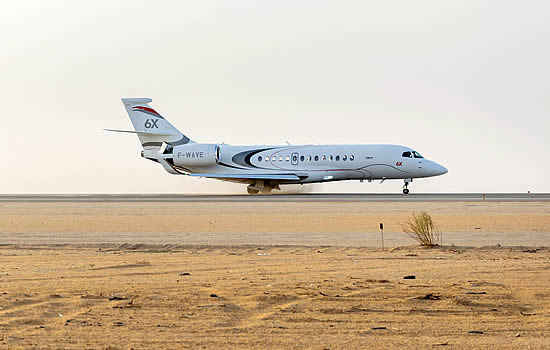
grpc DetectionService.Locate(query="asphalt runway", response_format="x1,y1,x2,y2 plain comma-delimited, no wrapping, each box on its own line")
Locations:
0,193,549,202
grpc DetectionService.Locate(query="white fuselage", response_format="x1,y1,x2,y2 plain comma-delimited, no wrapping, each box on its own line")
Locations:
167,143,447,184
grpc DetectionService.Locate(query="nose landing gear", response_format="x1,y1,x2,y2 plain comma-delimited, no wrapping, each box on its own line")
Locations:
403,179,411,195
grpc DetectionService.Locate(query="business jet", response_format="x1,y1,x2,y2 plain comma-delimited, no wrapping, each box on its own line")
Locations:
107,98,447,194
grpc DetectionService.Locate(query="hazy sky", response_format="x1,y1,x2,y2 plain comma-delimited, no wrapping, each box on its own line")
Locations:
1,1,548,193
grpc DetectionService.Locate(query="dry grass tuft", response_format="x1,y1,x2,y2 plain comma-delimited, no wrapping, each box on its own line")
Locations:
402,211,441,247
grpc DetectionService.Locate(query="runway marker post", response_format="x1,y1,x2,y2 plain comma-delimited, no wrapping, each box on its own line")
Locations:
379,223,384,251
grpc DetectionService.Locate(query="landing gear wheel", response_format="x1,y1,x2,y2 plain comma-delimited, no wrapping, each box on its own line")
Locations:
247,187,260,195
403,181,410,195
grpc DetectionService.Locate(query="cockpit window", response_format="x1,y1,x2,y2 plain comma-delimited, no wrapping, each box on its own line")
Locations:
412,151,424,158
402,151,412,158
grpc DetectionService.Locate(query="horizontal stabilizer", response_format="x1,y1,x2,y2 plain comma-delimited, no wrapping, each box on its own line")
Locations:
103,129,173,137
188,173,301,181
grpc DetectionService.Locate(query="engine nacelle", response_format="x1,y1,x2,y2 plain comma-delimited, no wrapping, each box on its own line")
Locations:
172,144,219,167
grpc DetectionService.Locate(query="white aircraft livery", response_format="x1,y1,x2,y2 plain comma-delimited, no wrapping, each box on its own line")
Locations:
108,98,448,194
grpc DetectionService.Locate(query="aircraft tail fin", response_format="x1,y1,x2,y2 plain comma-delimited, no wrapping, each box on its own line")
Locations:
119,98,193,149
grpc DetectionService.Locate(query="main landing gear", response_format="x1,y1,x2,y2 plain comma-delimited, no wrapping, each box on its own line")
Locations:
247,180,281,195
403,179,411,195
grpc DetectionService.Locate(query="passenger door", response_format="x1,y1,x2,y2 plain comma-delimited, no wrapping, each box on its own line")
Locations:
291,152,299,165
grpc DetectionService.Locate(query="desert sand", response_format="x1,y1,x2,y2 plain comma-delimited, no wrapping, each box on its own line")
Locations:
1,245,550,349
1,201,549,349
1,201,549,246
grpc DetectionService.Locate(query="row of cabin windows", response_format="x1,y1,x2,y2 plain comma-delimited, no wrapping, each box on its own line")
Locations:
257,154,355,162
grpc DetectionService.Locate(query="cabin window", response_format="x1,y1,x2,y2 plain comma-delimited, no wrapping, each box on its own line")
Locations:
402,151,412,158
307,155,312,161
258,156,262,162
314,155,319,161
285,155,290,161
292,154,298,162
279,156,283,161
350,155,355,161
343,155,347,161
322,155,326,161
265,157,270,162
300,155,305,161
335,155,340,161
329,155,333,161
272,156,277,161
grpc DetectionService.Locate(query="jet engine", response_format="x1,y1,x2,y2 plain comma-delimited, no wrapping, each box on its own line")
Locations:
172,144,219,167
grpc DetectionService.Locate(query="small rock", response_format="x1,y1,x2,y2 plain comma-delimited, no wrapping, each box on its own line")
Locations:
403,275,416,280
515,333,521,337
417,293,440,300
209,294,218,298
468,330,483,334
178,272,190,276
113,321,124,327
465,292,487,295
371,326,387,330
109,295,127,301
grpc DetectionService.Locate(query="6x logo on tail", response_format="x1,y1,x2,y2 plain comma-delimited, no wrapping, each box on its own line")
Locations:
144,119,159,128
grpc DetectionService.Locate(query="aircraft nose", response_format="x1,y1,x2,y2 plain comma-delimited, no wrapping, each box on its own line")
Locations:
422,160,447,177
433,162,448,176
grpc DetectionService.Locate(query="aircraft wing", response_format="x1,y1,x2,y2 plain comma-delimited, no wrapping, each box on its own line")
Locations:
158,158,303,183
187,173,301,181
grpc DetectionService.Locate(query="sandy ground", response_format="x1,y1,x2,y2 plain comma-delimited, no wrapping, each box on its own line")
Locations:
1,201,549,246
0,201,549,348
1,245,550,349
